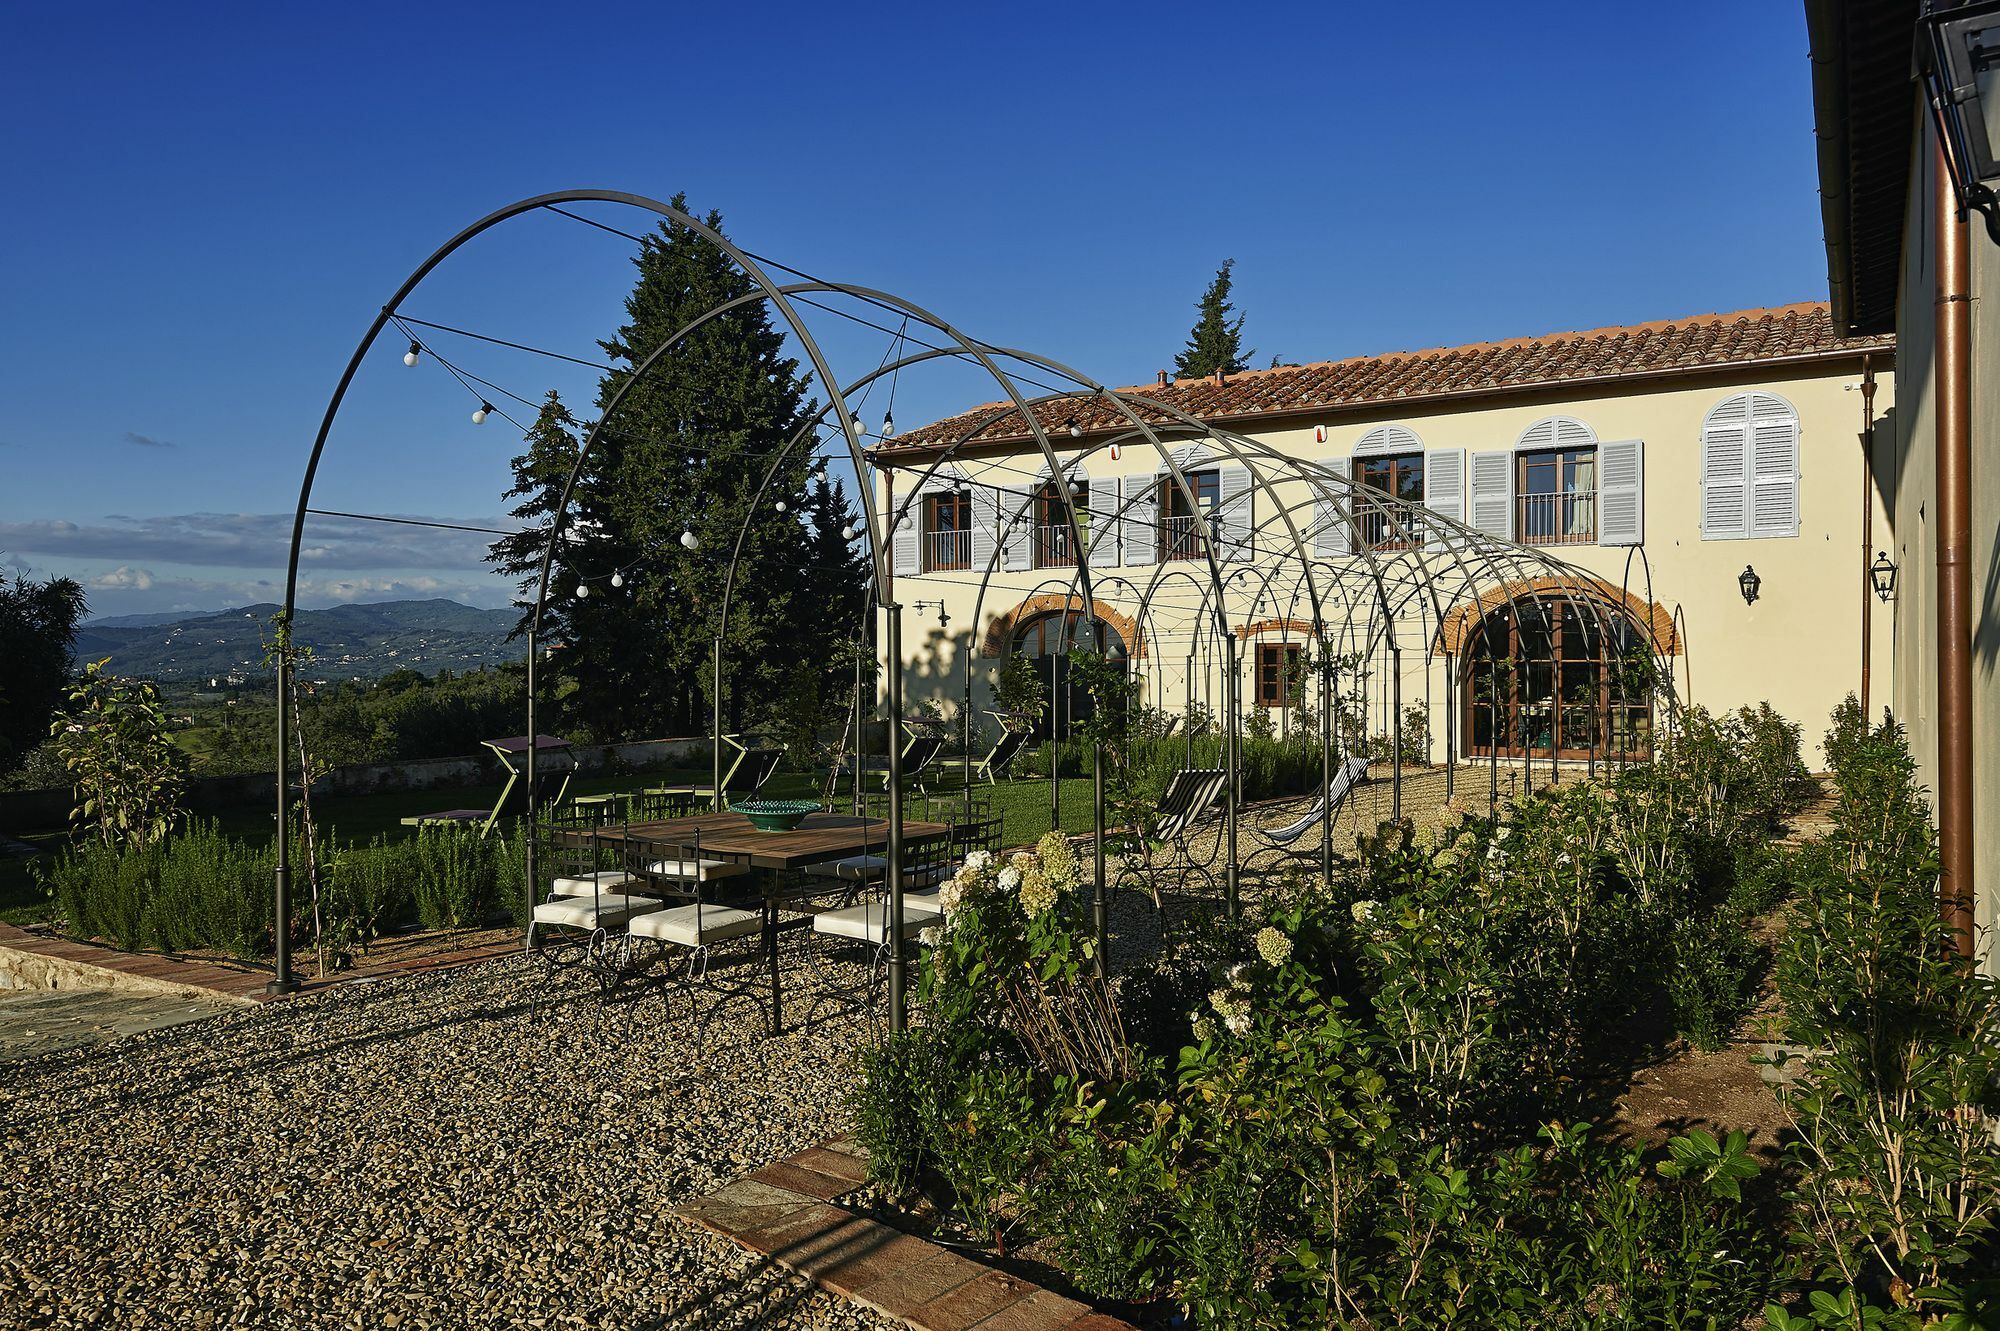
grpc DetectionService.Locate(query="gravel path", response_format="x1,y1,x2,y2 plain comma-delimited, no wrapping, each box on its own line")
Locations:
1,945,902,1330
0,990,230,1066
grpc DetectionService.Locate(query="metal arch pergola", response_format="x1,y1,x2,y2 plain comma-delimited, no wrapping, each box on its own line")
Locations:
276,190,1687,1030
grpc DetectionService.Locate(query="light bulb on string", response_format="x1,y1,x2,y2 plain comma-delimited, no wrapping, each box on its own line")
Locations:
576,582,589,599
680,530,699,551
609,571,624,590
1065,417,1082,438
840,524,856,541
775,500,788,513
472,402,492,425
881,412,895,439
403,341,422,367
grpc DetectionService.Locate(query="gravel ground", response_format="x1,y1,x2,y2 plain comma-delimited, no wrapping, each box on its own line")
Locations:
0,941,904,1331
0,776,1490,1331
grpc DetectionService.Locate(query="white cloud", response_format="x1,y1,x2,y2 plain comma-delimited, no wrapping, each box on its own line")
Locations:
88,565,155,590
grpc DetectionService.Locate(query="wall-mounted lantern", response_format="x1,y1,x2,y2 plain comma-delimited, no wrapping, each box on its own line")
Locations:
1871,550,1900,602
1739,565,1762,606
1921,0,2000,240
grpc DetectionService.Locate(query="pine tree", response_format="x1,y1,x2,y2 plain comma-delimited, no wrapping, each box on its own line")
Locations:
490,197,868,742
1173,259,1255,379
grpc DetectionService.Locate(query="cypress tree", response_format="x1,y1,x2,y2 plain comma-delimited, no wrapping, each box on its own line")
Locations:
490,196,866,742
1173,259,1255,379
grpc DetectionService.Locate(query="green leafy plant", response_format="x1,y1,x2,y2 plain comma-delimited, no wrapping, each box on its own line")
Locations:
50,658,187,852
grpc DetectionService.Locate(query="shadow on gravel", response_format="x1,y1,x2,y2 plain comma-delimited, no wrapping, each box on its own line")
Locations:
630,1248,829,1330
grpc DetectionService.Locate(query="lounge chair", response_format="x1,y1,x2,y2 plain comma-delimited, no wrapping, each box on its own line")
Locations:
1249,756,1370,854
950,720,1034,786
406,735,574,837
1117,767,1229,910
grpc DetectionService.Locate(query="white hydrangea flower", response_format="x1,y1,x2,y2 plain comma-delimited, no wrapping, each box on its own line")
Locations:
1191,1015,1217,1043
1255,927,1293,967
997,866,1021,893
965,849,993,872
918,925,941,948
1349,899,1377,924
1224,1012,1252,1037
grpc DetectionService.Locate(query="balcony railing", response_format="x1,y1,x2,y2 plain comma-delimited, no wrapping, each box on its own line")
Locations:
1033,523,1079,568
925,529,971,571
1517,490,1596,545
1352,502,1423,551
1159,513,1213,562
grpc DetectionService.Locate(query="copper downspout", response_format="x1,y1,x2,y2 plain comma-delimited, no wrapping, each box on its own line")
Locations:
1860,356,1877,717
1934,139,1976,961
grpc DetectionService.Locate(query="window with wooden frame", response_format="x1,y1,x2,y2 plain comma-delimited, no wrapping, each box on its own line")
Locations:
1254,642,1303,708
924,489,973,570
1158,469,1220,562
1517,446,1597,545
1350,451,1425,549
1032,479,1090,567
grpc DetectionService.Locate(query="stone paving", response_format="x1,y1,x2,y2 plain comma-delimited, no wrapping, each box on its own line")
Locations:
0,988,228,1065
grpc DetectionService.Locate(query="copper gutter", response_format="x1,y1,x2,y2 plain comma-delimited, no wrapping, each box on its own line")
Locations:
1860,355,1878,717
1934,138,1976,962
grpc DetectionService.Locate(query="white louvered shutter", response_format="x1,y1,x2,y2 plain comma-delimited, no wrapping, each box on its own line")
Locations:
1701,405,1750,539
1423,448,1465,548
970,482,998,573
1517,416,1596,451
1597,439,1644,546
1217,465,1252,560
1469,450,1513,539
1125,475,1158,567
891,501,920,576
1000,486,1034,572
1087,477,1120,568
1750,412,1801,537
1313,496,1345,558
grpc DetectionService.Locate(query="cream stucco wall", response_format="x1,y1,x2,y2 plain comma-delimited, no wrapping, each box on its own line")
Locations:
881,356,1895,775
1886,110,2000,970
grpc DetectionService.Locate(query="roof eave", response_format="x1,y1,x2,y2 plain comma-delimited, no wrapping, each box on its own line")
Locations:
875,341,1895,462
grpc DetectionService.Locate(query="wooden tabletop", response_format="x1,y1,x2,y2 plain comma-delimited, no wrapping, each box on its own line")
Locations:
560,811,954,871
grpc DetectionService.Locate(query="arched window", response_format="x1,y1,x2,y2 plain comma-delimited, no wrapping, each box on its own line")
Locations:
1350,425,1425,549
1513,416,1598,545
1462,593,1653,760
1012,610,1127,743
1701,392,1799,539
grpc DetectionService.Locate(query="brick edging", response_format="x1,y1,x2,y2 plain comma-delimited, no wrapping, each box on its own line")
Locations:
675,1137,1137,1331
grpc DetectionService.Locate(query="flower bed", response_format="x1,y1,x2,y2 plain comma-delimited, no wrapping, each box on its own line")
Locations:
854,700,2000,1328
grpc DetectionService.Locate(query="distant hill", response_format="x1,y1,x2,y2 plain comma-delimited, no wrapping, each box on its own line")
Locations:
71,599,521,681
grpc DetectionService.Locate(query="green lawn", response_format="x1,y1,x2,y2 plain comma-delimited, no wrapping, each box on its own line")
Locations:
1,769,1103,927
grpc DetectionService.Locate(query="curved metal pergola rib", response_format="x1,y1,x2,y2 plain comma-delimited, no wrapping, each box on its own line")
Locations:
280,190,1687,1030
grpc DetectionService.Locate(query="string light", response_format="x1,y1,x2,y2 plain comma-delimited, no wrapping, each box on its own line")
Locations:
576,582,589,599
840,524,856,540
472,402,492,425
403,341,422,367
680,530,699,550
1065,417,1082,438
881,411,895,439
775,500,788,513
609,571,624,589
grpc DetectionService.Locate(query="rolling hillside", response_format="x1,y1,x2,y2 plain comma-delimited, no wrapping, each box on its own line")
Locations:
73,600,521,681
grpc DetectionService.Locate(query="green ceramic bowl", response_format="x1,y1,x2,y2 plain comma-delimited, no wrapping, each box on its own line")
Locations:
731,799,820,833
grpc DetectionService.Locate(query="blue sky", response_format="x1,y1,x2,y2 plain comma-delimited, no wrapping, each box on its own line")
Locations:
0,1,1833,618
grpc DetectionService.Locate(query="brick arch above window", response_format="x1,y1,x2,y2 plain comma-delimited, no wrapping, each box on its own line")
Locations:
979,594,1145,660
1233,618,1319,640
1432,576,1680,656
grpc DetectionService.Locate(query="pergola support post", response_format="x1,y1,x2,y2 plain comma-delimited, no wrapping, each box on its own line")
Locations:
268,639,298,995
884,599,908,1032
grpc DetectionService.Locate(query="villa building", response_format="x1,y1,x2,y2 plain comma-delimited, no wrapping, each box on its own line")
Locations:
873,303,1894,769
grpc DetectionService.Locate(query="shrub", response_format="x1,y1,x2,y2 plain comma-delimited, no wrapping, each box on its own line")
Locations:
1771,707,2000,1322
408,824,496,930
326,834,417,946
145,819,272,958
41,839,155,951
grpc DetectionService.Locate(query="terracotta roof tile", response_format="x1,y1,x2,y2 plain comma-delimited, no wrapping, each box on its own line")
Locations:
881,303,1893,454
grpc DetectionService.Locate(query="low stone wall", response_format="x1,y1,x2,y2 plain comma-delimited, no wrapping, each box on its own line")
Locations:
0,736,708,834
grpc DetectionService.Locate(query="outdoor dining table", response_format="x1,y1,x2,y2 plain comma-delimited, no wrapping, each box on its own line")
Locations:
552,810,954,1032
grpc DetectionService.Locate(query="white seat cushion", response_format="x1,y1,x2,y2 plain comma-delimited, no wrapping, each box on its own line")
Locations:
551,872,636,896
627,902,763,947
531,894,663,929
804,854,887,882
642,858,750,882
811,898,942,944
